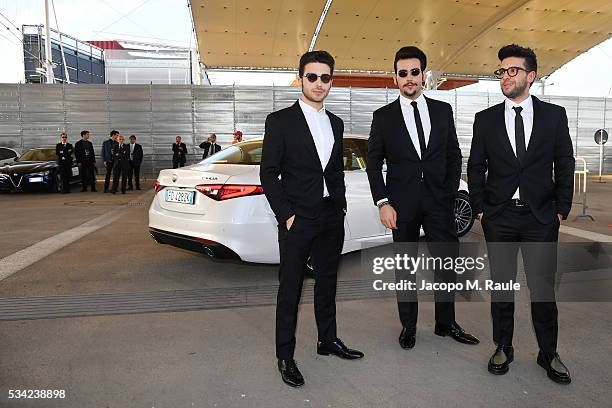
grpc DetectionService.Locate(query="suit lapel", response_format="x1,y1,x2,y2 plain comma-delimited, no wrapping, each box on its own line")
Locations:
392,98,421,161
526,96,544,161
293,101,323,170
423,96,436,158
325,110,342,171
495,102,519,164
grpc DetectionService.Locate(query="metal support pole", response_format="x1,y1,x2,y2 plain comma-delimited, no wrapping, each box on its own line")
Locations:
43,0,54,84
149,83,154,179
17,83,23,151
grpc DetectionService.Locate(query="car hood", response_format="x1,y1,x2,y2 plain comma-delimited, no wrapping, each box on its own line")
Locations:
0,161,57,175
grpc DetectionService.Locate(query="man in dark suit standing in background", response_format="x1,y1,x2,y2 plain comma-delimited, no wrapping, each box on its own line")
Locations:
75,130,97,192
260,50,364,388
366,46,479,351
111,134,130,194
128,135,143,190
102,130,119,193
199,133,221,159
468,44,574,384
172,136,187,168
55,132,73,194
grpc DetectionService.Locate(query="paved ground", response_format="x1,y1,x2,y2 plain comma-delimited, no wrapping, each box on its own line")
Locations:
0,177,611,407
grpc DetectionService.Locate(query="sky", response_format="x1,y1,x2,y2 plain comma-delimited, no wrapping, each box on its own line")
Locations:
0,0,611,96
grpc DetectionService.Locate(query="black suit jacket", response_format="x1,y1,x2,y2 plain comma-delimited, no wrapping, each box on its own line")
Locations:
74,139,96,164
366,96,462,222
112,143,130,169
260,101,346,224
55,142,74,166
172,142,187,163
129,143,143,166
467,96,575,224
199,141,221,159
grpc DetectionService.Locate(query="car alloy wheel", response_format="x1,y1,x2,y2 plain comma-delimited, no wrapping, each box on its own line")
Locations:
455,192,474,237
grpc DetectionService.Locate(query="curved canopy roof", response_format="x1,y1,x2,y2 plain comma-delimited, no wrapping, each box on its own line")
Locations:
190,0,612,77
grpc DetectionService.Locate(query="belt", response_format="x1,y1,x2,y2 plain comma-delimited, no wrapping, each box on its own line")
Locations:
508,198,528,208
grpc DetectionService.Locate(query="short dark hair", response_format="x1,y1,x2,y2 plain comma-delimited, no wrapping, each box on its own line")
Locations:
110,130,119,137
129,135,136,139
498,44,537,73
81,130,89,137
298,50,335,77
394,46,427,72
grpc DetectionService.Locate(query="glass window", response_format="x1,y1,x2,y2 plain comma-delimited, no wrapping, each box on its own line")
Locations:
0,148,17,161
199,141,263,165
343,138,368,171
18,149,56,162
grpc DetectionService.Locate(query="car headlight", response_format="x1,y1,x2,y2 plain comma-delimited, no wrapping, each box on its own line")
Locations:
28,171,51,177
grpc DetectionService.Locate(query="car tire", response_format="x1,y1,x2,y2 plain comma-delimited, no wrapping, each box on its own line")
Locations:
455,191,474,237
48,171,62,193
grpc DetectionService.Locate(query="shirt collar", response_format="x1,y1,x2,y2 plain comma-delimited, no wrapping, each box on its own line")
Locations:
505,94,533,113
399,92,427,109
299,98,326,115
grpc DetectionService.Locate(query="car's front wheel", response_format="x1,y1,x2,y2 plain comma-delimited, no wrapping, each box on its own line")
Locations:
47,171,62,193
455,191,474,237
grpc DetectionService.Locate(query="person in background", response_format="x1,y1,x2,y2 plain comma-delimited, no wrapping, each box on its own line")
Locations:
231,130,243,145
172,136,187,168
102,130,119,193
55,132,73,194
74,130,97,192
128,135,143,190
111,134,130,194
199,133,221,159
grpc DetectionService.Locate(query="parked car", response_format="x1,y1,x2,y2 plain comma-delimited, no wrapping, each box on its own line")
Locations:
148,135,474,264
0,148,80,193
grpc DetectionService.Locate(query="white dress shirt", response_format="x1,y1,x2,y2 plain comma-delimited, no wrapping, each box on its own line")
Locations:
377,93,432,206
299,98,335,197
130,143,135,160
504,95,533,199
399,93,431,158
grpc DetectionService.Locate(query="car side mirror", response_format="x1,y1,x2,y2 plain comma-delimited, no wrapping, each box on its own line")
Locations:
14,157,18,161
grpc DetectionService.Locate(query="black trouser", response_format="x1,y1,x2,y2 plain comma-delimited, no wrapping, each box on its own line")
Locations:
128,162,140,189
482,205,559,353
275,199,345,359
172,160,185,169
58,163,72,193
111,163,129,193
104,161,114,192
391,184,458,334
79,162,96,190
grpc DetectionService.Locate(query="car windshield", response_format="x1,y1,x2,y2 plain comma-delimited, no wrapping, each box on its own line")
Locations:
200,141,263,165
18,149,56,162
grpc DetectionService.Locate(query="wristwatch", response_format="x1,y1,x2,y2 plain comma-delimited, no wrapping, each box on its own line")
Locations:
377,201,390,209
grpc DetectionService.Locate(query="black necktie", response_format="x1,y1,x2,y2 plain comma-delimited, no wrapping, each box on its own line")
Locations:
513,106,526,163
411,101,426,159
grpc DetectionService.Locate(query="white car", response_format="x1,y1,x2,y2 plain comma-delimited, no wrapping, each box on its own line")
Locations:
148,135,474,264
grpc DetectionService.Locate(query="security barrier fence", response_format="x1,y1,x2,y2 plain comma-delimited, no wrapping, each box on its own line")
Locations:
0,83,610,177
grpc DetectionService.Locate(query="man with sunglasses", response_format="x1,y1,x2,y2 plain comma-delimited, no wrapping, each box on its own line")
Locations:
261,50,364,388
367,46,479,351
467,44,574,384
55,132,74,193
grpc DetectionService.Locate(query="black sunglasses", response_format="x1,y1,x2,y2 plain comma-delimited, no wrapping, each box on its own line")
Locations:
397,68,422,78
61,136,67,139
303,73,332,83
494,66,530,79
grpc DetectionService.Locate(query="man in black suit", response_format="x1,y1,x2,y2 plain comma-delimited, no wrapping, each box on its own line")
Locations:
111,134,130,194
102,130,119,193
199,133,221,159
366,46,479,350
55,132,73,194
172,136,187,168
128,135,143,190
260,50,364,388
75,130,97,192
467,44,574,384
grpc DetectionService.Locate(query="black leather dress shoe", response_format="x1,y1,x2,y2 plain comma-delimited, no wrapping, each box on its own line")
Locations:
537,351,571,384
277,359,304,387
399,328,416,349
317,338,364,359
434,322,480,345
488,345,514,375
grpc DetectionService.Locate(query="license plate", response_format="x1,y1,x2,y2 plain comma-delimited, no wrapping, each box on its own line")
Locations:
29,177,43,183
165,189,195,204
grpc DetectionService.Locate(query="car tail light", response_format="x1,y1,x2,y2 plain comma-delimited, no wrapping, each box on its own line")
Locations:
195,184,264,201
154,180,166,193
